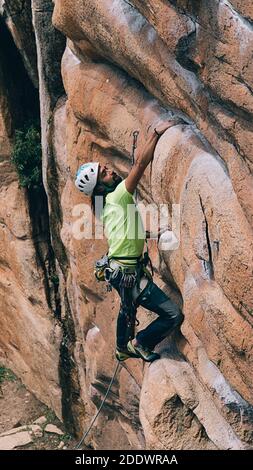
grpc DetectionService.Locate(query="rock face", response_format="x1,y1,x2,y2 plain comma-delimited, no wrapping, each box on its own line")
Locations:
0,0,253,450
1,0,38,87
0,4,61,416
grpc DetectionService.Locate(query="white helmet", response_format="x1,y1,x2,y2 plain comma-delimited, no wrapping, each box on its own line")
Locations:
75,162,99,196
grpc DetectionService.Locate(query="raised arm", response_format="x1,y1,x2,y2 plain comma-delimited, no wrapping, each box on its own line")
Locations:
125,119,180,194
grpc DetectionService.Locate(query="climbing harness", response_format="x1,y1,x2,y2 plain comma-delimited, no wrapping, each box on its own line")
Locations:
75,360,121,449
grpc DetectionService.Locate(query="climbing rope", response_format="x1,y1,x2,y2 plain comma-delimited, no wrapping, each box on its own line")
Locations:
74,357,170,451
74,360,121,449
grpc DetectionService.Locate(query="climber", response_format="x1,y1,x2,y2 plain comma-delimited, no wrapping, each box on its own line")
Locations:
75,120,184,362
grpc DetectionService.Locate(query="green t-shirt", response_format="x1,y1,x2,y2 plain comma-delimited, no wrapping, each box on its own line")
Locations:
101,180,145,260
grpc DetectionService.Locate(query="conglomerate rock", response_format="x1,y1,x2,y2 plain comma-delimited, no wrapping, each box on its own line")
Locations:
0,0,252,450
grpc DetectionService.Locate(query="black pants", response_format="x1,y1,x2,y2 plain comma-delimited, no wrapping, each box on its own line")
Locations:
109,265,183,350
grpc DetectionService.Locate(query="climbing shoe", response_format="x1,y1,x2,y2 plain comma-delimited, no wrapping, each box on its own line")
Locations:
127,341,160,362
115,346,140,362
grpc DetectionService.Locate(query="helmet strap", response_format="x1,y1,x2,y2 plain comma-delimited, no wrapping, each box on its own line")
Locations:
101,179,122,195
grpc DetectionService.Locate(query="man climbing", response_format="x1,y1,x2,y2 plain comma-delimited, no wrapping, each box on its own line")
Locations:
75,120,184,362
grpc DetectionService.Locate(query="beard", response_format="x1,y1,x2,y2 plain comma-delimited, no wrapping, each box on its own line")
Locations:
102,172,123,195
112,172,123,185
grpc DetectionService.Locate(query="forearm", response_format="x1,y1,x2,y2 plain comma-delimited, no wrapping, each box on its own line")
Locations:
135,132,159,169
125,120,179,194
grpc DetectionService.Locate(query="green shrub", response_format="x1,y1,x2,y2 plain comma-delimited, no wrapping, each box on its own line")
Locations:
60,433,72,443
11,123,42,188
50,274,59,286
0,364,17,384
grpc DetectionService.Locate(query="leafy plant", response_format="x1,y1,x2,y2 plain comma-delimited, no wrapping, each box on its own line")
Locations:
11,122,42,188
50,274,59,286
45,409,56,424
60,433,72,443
0,364,17,384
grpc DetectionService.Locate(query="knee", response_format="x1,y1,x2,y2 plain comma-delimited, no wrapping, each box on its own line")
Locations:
174,310,184,327
161,301,184,327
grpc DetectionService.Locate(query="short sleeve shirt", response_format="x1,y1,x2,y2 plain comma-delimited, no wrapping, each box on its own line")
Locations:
101,180,145,259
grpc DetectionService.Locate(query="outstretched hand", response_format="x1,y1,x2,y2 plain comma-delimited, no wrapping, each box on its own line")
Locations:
125,118,185,194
